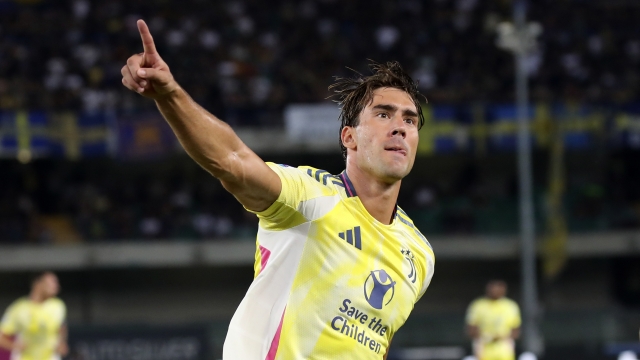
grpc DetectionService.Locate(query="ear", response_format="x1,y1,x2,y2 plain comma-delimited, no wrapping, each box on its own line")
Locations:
341,126,357,152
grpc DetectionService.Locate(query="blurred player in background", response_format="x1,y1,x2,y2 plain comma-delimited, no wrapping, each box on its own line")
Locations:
466,280,521,360
121,19,435,360
0,271,68,360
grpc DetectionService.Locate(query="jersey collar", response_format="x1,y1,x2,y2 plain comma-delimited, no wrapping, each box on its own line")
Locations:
338,171,358,198
339,170,400,219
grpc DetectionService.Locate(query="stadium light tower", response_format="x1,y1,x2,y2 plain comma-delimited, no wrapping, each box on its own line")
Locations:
496,0,544,355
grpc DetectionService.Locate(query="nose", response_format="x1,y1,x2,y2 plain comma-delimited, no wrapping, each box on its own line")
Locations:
391,123,407,139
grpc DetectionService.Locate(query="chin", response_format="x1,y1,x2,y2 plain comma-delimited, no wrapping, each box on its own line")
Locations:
389,160,413,177
380,166,409,183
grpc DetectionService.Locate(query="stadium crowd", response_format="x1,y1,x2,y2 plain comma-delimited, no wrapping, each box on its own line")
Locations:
1,0,639,125
2,151,640,243
2,0,640,243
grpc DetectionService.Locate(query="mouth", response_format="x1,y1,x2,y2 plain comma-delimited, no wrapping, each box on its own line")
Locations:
384,146,407,156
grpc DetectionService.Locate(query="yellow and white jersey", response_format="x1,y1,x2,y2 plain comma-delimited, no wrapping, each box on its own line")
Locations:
0,297,66,360
466,297,521,360
224,163,436,360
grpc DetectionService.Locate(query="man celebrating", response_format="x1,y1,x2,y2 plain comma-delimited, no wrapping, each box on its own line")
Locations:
466,280,521,360
0,272,68,360
121,20,435,359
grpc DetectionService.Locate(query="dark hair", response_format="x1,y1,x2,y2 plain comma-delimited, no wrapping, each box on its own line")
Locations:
487,280,507,288
329,61,426,161
31,271,53,286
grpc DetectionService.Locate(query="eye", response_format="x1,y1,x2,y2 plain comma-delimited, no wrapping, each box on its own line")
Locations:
404,118,416,125
378,112,389,119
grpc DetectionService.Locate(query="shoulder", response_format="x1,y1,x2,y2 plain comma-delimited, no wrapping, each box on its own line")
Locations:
47,297,65,308
268,163,333,185
396,207,433,254
44,298,66,318
267,162,344,195
503,298,520,310
298,166,339,186
265,162,300,178
469,297,489,309
297,166,349,194
6,297,28,311
466,298,487,320
2,298,27,320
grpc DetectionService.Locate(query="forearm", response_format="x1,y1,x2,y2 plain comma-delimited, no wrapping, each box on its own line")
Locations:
57,325,69,356
59,325,68,344
0,334,16,351
383,338,392,359
155,87,251,181
466,325,480,339
123,20,281,211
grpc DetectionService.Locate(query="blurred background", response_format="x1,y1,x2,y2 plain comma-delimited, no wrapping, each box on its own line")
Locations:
1,0,640,359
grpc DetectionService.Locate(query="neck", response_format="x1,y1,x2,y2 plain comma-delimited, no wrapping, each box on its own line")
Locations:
345,163,401,225
29,291,46,303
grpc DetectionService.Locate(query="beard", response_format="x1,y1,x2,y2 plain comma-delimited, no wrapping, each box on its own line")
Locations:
358,149,413,184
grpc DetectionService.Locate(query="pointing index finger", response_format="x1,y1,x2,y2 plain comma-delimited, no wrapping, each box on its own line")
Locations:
137,19,157,55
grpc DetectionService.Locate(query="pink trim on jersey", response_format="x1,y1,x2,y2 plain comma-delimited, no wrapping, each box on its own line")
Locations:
266,308,286,360
259,245,271,273
340,173,354,197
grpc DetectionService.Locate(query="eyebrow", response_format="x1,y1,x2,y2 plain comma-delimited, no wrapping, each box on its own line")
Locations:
372,104,419,118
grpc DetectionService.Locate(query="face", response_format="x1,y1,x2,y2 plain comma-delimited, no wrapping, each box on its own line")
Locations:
342,87,420,183
486,281,507,300
36,273,60,299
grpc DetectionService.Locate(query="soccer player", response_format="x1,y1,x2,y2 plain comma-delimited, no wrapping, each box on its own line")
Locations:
0,272,68,360
466,280,521,360
121,20,435,359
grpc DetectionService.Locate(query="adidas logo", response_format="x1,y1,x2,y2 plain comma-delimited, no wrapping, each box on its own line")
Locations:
339,226,362,250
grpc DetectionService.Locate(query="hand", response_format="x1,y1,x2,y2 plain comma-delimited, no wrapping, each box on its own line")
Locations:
489,336,508,343
12,341,26,352
121,19,179,99
56,342,69,357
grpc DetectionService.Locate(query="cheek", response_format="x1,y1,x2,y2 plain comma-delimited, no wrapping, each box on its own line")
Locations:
408,132,420,151
356,128,376,150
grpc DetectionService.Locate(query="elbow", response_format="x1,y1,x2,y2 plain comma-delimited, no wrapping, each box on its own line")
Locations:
204,148,252,182
466,325,479,339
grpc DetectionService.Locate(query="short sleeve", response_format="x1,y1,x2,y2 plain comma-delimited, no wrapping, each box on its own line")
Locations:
466,299,481,326
248,163,335,231
510,301,521,329
0,302,20,335
415,250,435,302
56,299,67,323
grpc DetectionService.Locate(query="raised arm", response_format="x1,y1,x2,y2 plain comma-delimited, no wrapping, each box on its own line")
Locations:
0,333,23,353
121,20,281,211
56,324,69,357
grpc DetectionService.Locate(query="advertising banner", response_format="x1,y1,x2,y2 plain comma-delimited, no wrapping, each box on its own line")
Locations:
69,325,209,360
284,103,341,144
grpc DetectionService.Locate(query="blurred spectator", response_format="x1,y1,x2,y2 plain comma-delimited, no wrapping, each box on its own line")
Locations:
619,351,638,360
1,0,640,121
2,1,640,243
1,150,640,243
466,280,521,360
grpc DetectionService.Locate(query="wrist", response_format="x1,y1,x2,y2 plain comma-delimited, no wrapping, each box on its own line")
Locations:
155,85,185,104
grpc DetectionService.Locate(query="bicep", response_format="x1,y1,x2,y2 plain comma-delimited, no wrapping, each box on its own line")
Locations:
218,148,282,212
466,324,480,338
511,307,522,328
466,303,479,324
59,323,68,339
0,309,17,335
0,333,14,349
384,337,392,359
511,327,520,339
